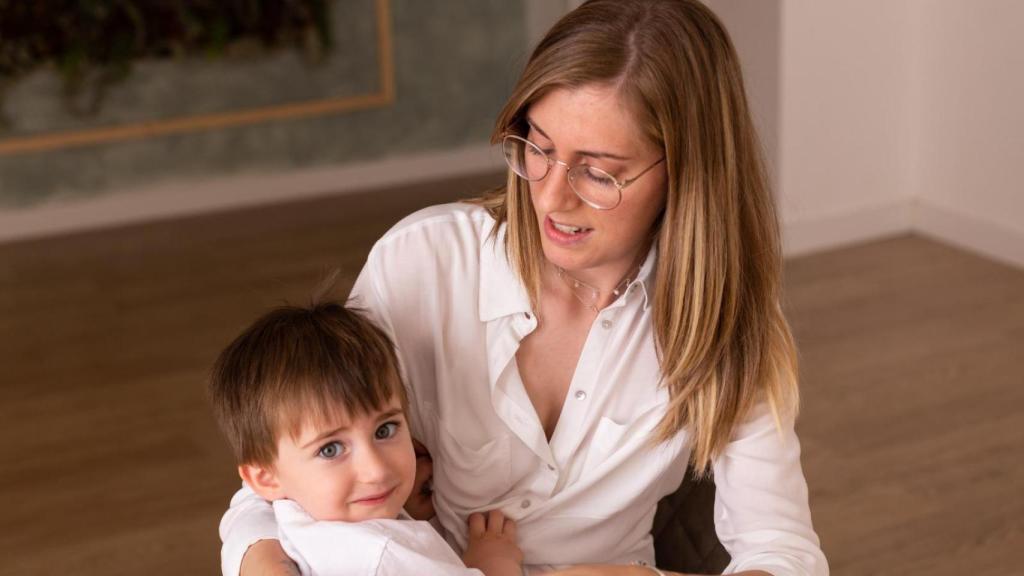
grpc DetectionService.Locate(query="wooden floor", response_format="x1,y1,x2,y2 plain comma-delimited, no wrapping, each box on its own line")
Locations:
1,173,1021,575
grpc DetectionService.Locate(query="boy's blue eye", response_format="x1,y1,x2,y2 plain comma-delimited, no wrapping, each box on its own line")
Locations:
317,441,344,459
375,421,399,440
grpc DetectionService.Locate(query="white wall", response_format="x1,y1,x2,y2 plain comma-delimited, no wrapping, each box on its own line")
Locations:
777,0,915,256
908,0,1024,267
775,0,1023,266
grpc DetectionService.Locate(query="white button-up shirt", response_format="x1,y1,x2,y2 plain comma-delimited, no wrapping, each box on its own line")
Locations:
273,500,482,576
220,203,828,576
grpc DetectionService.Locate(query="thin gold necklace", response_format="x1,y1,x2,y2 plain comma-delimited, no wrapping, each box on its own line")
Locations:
553,264,640,313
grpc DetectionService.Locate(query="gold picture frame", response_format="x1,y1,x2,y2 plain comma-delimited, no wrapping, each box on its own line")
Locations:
0,0,394,157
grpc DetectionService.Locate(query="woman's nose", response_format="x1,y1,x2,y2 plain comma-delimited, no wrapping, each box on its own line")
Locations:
532,161,580,212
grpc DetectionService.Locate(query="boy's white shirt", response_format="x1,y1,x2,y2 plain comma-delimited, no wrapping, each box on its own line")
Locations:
273,500,483,576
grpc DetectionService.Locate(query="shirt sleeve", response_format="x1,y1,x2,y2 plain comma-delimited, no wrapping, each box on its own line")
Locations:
348,245,434,447
348,247,395,341
274,500,382,576
712,404,830,576
219,483,279,576
373,537,485,576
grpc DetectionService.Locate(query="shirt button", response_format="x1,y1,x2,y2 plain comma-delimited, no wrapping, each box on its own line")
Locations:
520,499,531,509
574,390,587,401
524,312,532,320
547,464,556,471
601,319,613,329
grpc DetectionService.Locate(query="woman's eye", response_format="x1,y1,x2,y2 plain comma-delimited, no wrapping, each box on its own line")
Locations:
317,441,344,459
584,167,615,186
526,146,546,157
375,421,399,440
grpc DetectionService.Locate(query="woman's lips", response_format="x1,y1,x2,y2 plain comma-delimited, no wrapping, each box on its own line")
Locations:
544,216,593,246
351,486,396,506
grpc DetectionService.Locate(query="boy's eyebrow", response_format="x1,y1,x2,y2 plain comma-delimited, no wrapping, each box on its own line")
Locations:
525,116,632,161
301,425,348,449
376,408,403,421
299,407,404,449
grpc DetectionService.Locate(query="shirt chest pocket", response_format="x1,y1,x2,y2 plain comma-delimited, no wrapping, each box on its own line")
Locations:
570,412,681,519
579,390,671,476
581,416,631,474
431,414,513,513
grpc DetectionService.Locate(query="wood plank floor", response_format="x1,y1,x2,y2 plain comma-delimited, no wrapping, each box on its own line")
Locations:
1,174,1021,575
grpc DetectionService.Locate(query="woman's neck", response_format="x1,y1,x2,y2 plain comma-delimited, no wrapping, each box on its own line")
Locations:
544,246,649,312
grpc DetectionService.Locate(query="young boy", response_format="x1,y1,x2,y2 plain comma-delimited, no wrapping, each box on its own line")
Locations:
209,299,522,576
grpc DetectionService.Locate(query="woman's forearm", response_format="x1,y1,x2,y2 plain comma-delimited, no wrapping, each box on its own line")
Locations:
239,540,299,576
545,566,773,576
655,565,770,569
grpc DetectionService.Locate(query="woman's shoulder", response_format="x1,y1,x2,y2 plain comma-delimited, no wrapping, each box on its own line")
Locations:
377,202,495,246
362,202,501,282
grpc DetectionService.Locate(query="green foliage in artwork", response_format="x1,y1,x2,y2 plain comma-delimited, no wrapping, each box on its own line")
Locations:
0,0,334,117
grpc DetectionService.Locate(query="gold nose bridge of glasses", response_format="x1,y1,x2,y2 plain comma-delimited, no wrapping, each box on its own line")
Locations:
539,155,589,185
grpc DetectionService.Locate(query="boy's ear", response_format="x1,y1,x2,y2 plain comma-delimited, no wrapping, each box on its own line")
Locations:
239,463,286,501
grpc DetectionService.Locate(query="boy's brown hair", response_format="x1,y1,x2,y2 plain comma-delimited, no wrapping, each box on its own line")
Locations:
208,299,406,467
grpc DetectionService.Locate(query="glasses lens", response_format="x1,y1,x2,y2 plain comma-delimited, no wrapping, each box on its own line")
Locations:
568,166,621,209
502,136,549,181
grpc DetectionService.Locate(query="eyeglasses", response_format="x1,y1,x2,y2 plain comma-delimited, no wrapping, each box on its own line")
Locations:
501,134,665,210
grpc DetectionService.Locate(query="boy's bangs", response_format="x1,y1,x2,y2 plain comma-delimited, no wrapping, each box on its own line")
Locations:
273,371,402,443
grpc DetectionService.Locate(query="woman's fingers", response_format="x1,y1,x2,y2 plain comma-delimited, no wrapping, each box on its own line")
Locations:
411,437,433,494
404,438,435,520
413,454,433,493
487,509,505,534
468,512,486,537
504,516,517,539
412,437,431,459
469,509,518,539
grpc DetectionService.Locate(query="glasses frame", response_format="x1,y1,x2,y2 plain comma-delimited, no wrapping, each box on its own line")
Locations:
502,134,665,210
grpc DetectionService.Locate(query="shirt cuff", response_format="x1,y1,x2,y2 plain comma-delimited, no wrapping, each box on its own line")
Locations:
220,484,279,576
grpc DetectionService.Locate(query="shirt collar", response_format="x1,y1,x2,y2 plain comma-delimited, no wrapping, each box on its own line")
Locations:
478,219,533,323
478,218,658,321
600,241,656,312
633,242,657,311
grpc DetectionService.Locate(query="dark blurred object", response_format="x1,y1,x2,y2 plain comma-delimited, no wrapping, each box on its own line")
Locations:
0,0,333,117
653,466,730,574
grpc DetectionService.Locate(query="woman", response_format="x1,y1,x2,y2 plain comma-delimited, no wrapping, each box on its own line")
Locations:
222,1,828,574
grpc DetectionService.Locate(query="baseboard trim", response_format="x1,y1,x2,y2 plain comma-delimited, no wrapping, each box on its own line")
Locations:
782,201,913,258
913,199,1024,270
0,143,504,244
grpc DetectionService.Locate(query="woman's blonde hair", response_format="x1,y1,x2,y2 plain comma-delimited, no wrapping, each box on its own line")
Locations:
474,0,798,473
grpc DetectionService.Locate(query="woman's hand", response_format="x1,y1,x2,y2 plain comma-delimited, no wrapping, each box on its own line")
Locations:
462,510,523,576
405,438,435,520
544,567,678,576
546,567,769,576
238,540,300,576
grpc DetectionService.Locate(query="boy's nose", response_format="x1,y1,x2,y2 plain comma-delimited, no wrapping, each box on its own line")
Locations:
355,445,391,482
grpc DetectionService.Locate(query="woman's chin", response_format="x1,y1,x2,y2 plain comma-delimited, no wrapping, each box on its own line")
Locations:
541,246,585,273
